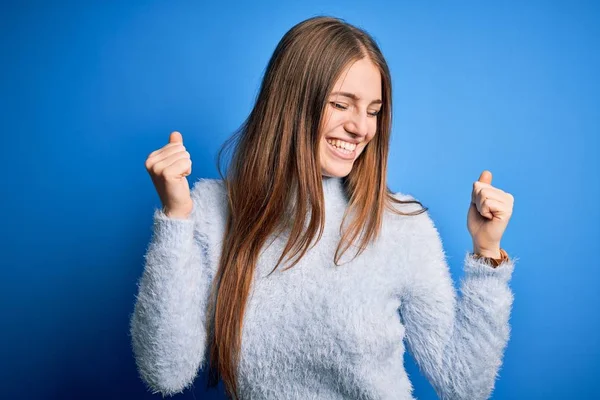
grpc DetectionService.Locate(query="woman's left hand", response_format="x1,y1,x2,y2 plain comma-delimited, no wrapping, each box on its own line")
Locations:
467,170,514,257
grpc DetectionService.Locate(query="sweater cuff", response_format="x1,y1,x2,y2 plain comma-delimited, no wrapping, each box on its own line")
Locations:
463,250,517,283
151,206,196,248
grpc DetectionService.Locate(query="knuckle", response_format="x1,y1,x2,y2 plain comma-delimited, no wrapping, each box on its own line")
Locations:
151,165,160,176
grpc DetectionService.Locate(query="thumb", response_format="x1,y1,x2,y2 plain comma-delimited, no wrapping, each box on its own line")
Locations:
478,170,492,185
169,131,183,144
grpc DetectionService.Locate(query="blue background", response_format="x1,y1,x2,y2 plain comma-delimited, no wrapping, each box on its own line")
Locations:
2,1,599,399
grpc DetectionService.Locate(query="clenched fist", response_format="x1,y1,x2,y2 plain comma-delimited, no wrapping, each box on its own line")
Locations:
145,131,193,219
467,170,514,258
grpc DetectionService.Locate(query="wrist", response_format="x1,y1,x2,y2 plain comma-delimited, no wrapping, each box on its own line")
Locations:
163,199,194,219
471,247,510,268
472,244,501,259
164,206,192,219
474,250,501,259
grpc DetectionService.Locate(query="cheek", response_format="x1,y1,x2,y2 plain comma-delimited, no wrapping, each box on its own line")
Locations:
357,131,376,154
367,128,376,140
321,109,344,133
365,130,376,145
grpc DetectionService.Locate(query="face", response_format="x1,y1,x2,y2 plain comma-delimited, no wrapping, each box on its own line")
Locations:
319,57,382,178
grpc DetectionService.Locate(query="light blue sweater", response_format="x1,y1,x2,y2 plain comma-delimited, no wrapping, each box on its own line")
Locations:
129,176,516,399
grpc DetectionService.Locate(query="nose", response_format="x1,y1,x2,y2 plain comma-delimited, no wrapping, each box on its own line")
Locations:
344,110,369,138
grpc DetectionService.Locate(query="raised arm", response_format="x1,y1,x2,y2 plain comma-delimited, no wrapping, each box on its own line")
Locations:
399,210,516,399
129,180,218,396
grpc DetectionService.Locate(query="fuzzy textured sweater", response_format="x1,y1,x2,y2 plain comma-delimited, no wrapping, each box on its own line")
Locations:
130,176,516,400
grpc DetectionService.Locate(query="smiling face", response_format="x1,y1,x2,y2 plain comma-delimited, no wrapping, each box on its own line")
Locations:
319,57,382,178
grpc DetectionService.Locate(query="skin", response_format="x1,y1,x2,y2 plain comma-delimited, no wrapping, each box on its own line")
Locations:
468,170,515,259
319,57,382,178
149,63,515,260
316,59,514,261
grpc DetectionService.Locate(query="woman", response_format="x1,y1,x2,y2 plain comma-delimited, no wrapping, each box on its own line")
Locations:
130,16,516,400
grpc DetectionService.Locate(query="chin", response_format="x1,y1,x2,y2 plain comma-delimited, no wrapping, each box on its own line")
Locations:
321,161,353,178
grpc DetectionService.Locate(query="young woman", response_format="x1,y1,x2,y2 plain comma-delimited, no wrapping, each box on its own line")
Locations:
130,16,516,400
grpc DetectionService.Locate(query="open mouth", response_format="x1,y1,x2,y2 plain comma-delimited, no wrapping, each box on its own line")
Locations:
325,139,356,160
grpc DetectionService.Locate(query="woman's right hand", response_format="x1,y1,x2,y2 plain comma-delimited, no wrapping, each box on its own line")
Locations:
145,131,193,219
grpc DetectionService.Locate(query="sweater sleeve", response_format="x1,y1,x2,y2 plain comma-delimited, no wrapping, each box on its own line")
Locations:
129,181,218,397
399,210,517,400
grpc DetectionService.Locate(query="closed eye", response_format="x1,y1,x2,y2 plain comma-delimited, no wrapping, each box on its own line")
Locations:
330,102,380,117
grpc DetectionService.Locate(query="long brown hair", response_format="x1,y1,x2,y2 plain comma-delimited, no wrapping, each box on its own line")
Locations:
206,16,427,398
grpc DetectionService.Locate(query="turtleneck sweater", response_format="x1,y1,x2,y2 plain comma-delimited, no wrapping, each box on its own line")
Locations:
130,176,516,399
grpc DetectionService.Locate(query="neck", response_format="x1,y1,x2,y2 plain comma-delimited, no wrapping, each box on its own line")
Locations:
321,175,347,202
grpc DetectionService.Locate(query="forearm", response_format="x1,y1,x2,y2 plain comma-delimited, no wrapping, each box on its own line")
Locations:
130,208,210,396
403,252,516,399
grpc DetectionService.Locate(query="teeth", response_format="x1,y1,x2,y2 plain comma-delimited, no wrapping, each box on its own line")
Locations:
326,139,356,151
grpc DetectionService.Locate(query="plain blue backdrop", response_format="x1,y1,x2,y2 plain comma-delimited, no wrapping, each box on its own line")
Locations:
2,1,599,399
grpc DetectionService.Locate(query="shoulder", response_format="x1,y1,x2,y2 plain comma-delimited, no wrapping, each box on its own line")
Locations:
388,191,424,213
386,191,438,240
190,177,227,201
387,191,429,221
189,177,228,222
387,192,447,281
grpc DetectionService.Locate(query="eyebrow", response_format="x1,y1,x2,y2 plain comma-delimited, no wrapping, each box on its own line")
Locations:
330,91,382,105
